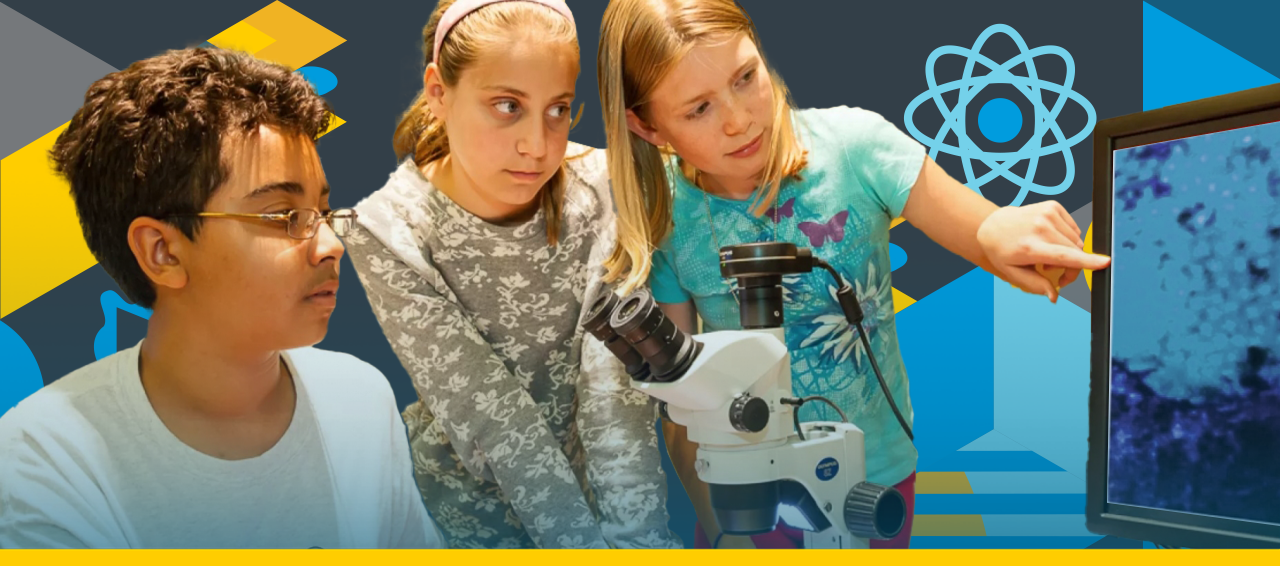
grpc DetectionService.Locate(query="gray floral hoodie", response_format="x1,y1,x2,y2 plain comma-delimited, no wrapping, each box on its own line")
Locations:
344,143,682,549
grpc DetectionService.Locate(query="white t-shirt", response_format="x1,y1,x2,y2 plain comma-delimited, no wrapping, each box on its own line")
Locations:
0,342,443,549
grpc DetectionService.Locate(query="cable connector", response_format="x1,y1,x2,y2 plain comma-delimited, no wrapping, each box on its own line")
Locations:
835,284,865,326
811,255,915,442
814,258,865,326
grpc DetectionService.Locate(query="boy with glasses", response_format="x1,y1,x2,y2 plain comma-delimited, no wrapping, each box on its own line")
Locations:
0,48,442,549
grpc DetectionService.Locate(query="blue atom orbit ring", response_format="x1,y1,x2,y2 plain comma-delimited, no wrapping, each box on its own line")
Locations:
904,24,1097,206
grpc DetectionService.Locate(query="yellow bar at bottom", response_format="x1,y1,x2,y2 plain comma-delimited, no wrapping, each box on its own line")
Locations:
0,549,1275,563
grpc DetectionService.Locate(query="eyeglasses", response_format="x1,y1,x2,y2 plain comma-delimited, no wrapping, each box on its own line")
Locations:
167,208,358,239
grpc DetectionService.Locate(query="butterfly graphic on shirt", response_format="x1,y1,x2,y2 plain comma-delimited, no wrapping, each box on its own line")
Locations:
798,210,850,248
765,197,795,220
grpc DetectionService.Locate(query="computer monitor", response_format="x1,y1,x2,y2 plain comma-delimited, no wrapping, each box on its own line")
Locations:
1088,83,1280,548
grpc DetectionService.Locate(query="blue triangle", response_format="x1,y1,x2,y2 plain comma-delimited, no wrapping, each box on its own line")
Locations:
1143,2,1278,111
959,430,1029,451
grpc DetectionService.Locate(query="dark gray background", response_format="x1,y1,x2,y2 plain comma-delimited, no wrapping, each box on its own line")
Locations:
0,0,1142,549
2,0,1141,406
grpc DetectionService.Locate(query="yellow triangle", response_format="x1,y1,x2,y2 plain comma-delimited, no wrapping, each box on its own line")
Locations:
1084,222,1094,290
317,113,345,139
1,123,99,317
892,287,915,313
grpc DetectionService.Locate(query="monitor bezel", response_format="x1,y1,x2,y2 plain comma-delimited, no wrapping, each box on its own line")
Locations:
1088,82,1280,549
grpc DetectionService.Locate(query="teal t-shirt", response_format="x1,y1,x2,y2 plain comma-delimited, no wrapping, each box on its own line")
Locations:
648,106,925,487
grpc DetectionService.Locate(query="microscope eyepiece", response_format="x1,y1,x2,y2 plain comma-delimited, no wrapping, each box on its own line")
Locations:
608,288,702,383
582,291,651,380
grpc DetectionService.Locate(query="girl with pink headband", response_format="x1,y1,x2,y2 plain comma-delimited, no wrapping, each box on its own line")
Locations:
346,0,683,549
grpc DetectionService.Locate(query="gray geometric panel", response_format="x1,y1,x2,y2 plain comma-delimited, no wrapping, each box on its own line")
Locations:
0,1,117,159
1070,202,1093,241
1059,202,1094,312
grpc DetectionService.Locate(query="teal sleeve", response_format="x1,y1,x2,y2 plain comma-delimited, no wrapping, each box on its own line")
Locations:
829,106,927,219
648,245,690,304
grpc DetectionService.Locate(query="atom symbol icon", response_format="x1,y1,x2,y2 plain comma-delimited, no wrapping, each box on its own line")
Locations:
904,24,1097,206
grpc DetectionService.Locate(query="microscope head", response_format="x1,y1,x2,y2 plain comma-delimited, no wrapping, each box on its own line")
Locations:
582,287,702,383
583,286,792,443
581,241,816,386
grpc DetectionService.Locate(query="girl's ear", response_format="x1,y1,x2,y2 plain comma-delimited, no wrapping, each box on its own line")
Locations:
626,108,667,147
424,63,448,122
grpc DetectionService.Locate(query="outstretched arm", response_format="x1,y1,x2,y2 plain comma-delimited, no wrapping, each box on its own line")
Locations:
901,157,1110,302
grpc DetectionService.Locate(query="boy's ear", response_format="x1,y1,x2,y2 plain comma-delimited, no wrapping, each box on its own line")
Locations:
626,109,667,147
423,63,448,122
127,217,189,294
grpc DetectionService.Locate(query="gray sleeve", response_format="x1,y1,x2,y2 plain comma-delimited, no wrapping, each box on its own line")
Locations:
574,310,685,549
566,156,685,549
345,226,609,549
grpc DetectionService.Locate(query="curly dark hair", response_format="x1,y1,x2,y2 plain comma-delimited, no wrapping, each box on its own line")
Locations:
50,47,332,308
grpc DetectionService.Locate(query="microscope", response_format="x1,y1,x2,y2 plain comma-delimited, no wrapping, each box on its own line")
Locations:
583,242,908,549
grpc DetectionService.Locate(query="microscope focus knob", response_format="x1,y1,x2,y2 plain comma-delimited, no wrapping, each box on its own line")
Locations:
844,482,907,540
729,394,769,433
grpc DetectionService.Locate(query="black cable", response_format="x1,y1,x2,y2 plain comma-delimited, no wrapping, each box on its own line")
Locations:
781,397,807,441
855,322,913,441
793,405,805,441
713,533,724,549
783,396,849,442
815,261,845,291
813,257,914,442
800,395,848,423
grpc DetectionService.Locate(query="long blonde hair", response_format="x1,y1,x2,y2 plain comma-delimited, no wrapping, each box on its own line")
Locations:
394,0,581,245
598,0,808,293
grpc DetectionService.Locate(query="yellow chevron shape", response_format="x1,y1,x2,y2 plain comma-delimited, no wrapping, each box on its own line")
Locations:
1,124,97,317
0,3,345,317
241,1,345,70
207,22,276,55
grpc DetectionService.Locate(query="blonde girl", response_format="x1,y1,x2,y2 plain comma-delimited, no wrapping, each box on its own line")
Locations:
597,0,1110,549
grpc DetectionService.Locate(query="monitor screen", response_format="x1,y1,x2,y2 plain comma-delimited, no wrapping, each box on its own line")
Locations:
1107,121,1280,532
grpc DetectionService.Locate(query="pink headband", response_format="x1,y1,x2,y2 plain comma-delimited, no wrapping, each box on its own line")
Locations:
433,0,575,63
